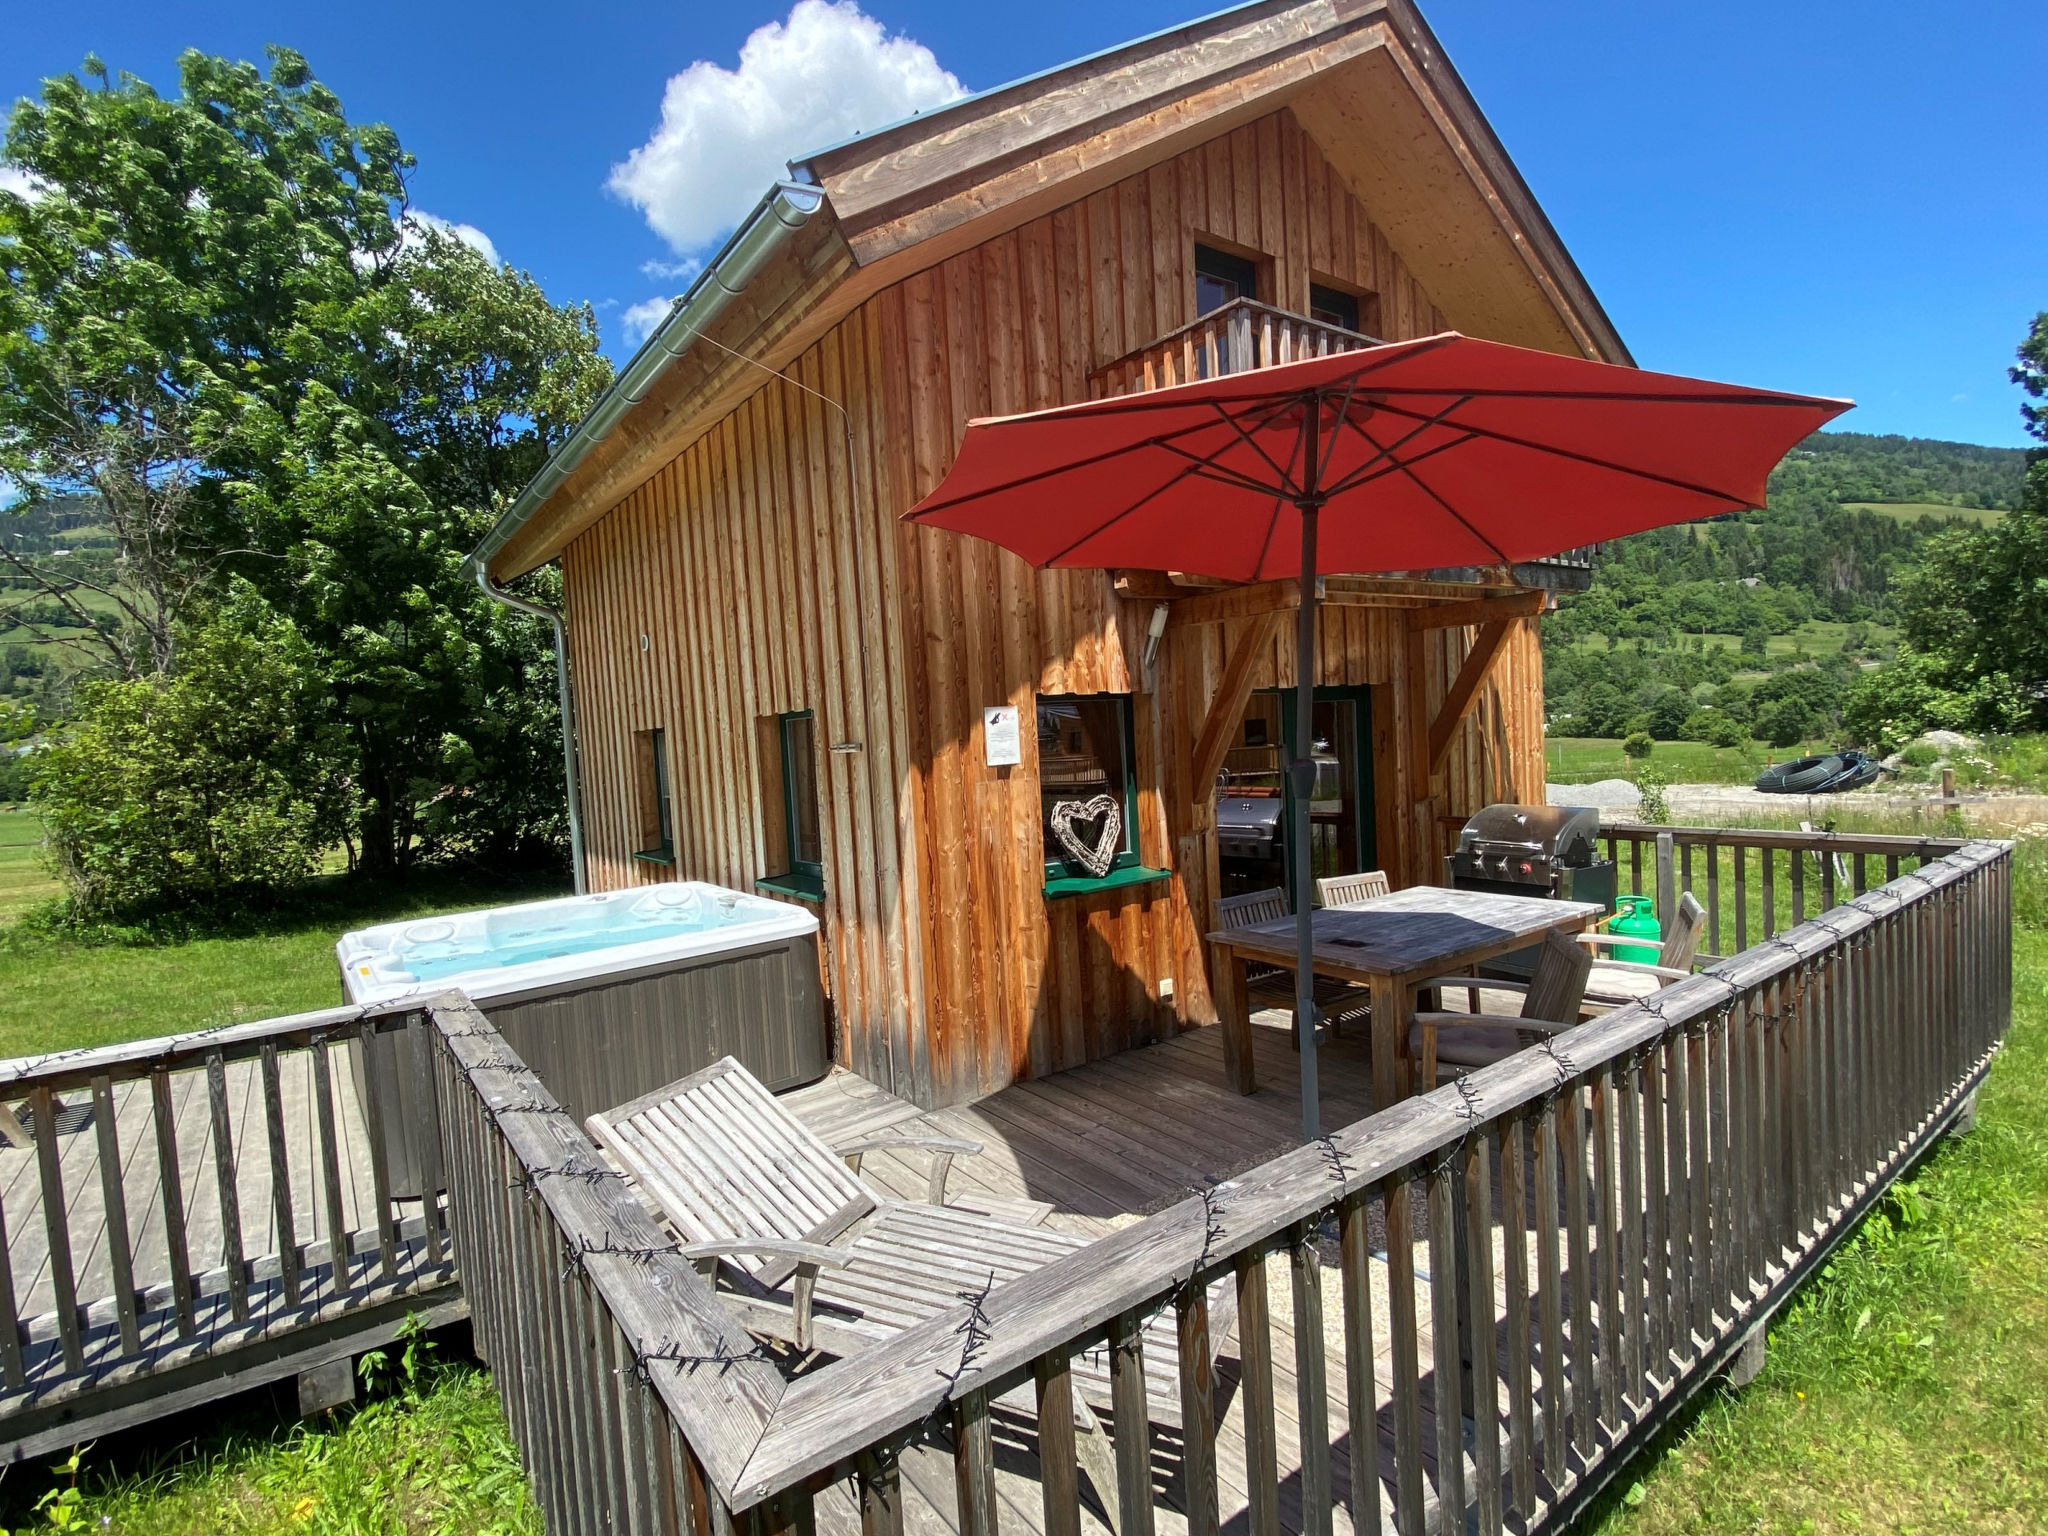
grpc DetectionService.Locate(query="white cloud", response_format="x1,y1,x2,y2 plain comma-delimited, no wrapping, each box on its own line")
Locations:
401,210,500,267
609,0,965,255
621,296,677,347
0,163,46,203
641,255,704,282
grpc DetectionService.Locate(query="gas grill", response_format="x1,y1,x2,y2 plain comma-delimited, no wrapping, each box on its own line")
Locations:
1217,795,1283,861
1447,803,1616,978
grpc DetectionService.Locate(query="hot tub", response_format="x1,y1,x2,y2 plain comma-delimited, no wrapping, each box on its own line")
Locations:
338,885,827,1188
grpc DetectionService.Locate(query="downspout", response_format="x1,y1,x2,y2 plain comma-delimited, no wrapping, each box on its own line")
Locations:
471,565,588,896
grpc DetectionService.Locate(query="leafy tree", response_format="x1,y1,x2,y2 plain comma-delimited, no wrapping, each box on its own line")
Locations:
2013,311,2047,442
1622,730,1653,761
33,596,351,912
3,49,611,876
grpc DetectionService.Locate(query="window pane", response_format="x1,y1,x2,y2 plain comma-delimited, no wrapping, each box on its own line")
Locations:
784,714,822,868
1194,245,1258,315
651,728,674,848
1038,696,1132,875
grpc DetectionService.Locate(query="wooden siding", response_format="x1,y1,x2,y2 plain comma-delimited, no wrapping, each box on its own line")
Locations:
560,107,1547,1109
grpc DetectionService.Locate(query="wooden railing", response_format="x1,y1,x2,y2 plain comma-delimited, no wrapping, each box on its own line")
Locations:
428,839,2011,1536
1088,296,1379,398
0,1002,458,1458
1598,824,1971,961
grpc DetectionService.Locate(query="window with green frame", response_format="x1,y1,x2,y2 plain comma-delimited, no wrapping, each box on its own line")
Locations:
1037,694,1160,892
766,710,825,899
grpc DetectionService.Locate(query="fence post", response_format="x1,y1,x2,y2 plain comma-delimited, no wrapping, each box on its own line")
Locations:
1656,831,1677,933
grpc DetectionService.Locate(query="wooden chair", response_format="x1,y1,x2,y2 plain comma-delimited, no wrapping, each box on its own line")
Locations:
588,1057,1233,1531
1315,869,1391,908
1408,929,1594,1091
1216,887,1373,1037
1579,891,1706,1010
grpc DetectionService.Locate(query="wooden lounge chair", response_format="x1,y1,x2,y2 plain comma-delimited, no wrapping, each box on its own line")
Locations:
1216,887,1373,1038
1315,869,1391,908
1408,929,1594,1091
587,1057,1234,1530
1578,891,1706,1010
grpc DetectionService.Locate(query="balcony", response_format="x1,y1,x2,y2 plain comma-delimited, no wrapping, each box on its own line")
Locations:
1090,298,1595,589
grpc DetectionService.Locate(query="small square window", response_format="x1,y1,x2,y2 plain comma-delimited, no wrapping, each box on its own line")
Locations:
1038,695,1138,882
1309,283,1361,334
1195,244,1259,317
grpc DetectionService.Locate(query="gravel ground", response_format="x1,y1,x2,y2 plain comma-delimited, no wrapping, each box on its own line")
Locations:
1548,780,2048,835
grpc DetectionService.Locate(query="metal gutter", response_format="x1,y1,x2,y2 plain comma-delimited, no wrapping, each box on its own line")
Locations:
468,177,828,578
471,566,588,896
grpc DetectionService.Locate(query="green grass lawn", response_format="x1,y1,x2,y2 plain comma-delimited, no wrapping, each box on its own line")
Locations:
1841,499,2005,527
1545,736,1813,786
0,809,569,1061
1558,620,1894,666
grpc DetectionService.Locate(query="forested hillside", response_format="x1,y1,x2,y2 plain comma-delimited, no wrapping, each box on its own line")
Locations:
1543,430,2032,746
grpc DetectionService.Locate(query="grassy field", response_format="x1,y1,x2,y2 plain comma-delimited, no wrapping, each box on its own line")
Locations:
1544,736,1817,786
1842,499,2005,527
0,809,568,1061
1558,619,1893,665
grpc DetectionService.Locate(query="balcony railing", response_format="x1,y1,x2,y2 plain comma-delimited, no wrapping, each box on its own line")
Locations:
1088,296,1378,399
1089,298,1597,584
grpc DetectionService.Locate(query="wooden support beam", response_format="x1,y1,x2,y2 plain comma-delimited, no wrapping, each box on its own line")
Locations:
1427,620,1516,774
1190,611,1284,800
1406,589,1548,632
1167,579,1313,631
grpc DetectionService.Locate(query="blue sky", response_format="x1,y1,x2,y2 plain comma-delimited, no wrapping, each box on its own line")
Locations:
6,0,2043,447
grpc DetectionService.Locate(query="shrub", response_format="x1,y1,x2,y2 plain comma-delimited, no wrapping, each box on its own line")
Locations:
1622,730,1654,761
33,606,350,914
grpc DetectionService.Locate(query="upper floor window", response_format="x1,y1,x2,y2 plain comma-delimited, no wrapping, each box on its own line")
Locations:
1194,245,1259,317
1309,283,1360,334
1038,695,1138,883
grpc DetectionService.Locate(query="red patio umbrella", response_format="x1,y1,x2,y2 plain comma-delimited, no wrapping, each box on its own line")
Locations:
905,332,1850,1138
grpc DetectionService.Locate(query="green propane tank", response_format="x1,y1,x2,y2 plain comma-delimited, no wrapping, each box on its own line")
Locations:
1610,894,1661,964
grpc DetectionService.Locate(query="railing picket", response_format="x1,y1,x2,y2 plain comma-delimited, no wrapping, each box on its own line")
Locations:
356,1019,401,1283
1236,1248,1282,1536
859,1449,906,1536
1791,844,1807,925
91,1073,142,1355
309,1032,350,1304
1616,1056,1645,1416
204,1049,251,1325
1590,1072,1622,1438
954,1388,999,1536
1110,1309,1155,1536
1559,1089,1596,1465
1174,1289,1218,1536
1290,1223,1334,1536
1733,845,1748,952
1338,1189,1385,1536
1496,1119,1536,1523
1706,845,1722,956
1662,1033,1691,1361
30,1086,84,1373
1763,849,1778,938
1531,1108,1567,1499
406,1011,448,1266
0,1198,23,1388
1685,1025,1713,1347
1034,1354,1083,1536
1425,1158,1466,1533
1640,1043,1668,1385
1462,1132,1503,1536
150,1066,197,1336
1384,1185,1427,1536
258,1044,301,1309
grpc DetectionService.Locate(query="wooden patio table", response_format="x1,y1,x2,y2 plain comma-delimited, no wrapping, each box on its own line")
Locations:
1206,886,1604,1112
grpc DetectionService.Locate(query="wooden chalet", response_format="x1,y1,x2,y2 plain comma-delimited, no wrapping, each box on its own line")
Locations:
472,0,1631,1110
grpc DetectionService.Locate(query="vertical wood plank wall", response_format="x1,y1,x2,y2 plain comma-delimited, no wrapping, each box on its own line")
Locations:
559,107,1551,1109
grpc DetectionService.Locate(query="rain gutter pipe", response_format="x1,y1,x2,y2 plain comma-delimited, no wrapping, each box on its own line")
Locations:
466,176,829,898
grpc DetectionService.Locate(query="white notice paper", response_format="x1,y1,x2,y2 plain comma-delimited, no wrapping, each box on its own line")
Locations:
984,705,1022,767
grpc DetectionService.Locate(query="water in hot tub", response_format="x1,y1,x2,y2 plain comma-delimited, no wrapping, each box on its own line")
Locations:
391,888,752,983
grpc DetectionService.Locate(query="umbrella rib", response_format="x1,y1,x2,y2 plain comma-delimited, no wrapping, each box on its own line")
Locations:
1361,396,1772,507
1316,392,1473,500
906,412,1245,519
1348,414,1512,566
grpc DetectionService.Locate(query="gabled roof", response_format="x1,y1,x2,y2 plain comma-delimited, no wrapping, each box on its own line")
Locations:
477,0,1629,580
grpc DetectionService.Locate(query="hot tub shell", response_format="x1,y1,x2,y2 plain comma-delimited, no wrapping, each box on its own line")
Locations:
338,886,827,1193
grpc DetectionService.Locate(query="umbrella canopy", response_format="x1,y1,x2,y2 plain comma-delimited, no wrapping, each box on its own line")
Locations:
904,331,1851,1138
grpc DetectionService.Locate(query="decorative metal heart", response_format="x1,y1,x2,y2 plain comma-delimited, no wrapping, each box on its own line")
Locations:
1049,795,1122,878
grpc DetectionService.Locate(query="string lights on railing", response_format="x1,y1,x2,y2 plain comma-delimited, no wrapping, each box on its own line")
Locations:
928,1271,997,1416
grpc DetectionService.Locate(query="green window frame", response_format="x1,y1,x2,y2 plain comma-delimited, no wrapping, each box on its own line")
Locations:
1037,693,1169,897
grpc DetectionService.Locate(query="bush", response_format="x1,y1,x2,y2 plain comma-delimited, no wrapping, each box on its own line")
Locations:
33,607,350,914
1756,695,1819,748
1841,647,2028,753
1622,730,1654,761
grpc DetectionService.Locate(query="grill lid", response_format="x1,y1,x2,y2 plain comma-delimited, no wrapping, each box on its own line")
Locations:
1456,803,1602,867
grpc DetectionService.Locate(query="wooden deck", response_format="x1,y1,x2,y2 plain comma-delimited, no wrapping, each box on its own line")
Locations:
781,1012,1461,1536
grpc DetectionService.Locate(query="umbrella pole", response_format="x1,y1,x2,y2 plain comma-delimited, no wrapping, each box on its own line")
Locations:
1293,498,1321,1143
